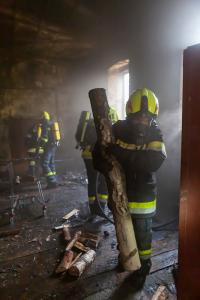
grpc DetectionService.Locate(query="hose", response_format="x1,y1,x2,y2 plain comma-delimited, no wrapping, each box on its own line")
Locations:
95,172,114,224
152,218,178,231
95,173,178,229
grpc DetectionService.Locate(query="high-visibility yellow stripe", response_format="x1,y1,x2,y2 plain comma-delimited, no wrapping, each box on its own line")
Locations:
28,147,44,154
46,171,54,177
147,141,167,156
82,148,92,159
139,249,152,256
128,200,156,215
41,137,48,143
89,196,96,202
116,139,147,150
128,200,156,209
98,193,108,200
28,148,37,153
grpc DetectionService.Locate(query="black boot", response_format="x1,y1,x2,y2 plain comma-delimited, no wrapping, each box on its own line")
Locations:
46,181,58,189
131,259,152,290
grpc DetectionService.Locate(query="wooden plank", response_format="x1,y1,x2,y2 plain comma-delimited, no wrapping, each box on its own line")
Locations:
0,247,57,264
0,228,20,238
62,209,79,220
151,249,178,273
152,285,168,300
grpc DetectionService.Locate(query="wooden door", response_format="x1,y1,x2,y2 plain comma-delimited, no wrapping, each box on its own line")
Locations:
178,44,200,299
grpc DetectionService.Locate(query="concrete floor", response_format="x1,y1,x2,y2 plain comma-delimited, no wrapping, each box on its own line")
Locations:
0,175,178,299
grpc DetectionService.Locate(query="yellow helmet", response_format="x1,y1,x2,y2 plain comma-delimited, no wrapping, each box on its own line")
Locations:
108,107,119,124
41,111,50,120
126,88,159,118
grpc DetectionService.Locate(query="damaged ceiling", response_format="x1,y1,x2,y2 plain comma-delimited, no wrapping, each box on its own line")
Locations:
0,0,129,62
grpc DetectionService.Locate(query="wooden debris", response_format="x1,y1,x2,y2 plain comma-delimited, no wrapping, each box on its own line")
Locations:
70,252,82,267
54,224,69,231
81,232,99,240
66,231,82,251
55,231,81,274
55,250,74,274
152,285,168,300
78,236,100,250
63,226,71,241
55,230,99,276
74,241,90,252
78,232,101,249
0,228,20,238
89,88,141,271
62,209,79,220
68,249,96,277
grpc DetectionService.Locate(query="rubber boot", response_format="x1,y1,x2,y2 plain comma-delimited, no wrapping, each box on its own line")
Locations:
131,259,152,290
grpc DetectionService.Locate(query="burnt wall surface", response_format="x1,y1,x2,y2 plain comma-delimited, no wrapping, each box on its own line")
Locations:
1,0,200,220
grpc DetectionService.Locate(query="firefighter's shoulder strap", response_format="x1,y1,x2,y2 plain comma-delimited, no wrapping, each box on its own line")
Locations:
75,111,91,148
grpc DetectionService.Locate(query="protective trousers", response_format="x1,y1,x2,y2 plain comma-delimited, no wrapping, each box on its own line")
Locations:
132,217,152,261
42,145,57,184
83,158,108,214
126,171,156,261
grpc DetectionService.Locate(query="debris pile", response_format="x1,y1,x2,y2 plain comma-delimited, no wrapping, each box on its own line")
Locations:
55,227,100,277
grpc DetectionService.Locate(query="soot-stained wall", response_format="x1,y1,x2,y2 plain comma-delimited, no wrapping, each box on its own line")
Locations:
1,0,200,221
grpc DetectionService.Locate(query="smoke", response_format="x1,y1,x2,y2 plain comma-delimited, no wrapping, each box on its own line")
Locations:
159,106,182,148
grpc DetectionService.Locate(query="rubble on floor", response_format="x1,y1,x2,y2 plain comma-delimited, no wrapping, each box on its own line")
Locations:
0,179,178,300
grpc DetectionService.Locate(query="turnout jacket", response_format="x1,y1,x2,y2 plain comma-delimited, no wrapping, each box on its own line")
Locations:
93,119,167,218
81,119,97,159
112,119,166,218
40,119,55,147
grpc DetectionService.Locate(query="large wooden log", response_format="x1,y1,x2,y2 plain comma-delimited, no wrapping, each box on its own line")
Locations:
68,249,96,277
66,231,82,251
55,250,74,274
55,231,82,274
89,88,141,271
63,226,71,242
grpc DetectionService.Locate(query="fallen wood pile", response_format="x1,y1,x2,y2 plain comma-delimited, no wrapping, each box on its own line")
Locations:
55,227,100,277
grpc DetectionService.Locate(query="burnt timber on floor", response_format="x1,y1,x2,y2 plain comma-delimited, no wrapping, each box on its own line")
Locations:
0,180,177,300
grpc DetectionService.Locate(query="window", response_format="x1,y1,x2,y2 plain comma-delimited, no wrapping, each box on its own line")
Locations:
107,59,129,119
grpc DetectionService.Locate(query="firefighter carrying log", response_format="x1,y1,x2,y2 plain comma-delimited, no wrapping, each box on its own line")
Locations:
92,88,167,287
75,107,118,217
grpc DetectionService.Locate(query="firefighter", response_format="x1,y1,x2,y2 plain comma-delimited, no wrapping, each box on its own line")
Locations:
93,88,166,287
25,123,44,180
39,111,61,188
75,107,118,216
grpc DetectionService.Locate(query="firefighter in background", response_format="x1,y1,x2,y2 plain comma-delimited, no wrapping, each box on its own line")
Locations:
75,107,118,216
25,123,44,180
93,88,166,287
39,111,61,188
